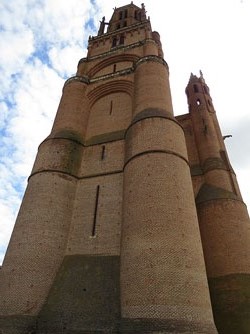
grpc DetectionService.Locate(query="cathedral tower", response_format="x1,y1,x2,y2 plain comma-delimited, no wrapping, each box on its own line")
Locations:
0,3,249,334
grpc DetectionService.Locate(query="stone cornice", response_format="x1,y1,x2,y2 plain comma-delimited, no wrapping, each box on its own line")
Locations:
64,75,89,87
78,39,147,64
88,20,150,42
134,55,168,70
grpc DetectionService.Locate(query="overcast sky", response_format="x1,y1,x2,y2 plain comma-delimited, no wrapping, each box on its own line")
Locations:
0,0,249,264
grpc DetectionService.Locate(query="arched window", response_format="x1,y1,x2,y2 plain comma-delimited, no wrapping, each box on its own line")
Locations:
196,99,201,105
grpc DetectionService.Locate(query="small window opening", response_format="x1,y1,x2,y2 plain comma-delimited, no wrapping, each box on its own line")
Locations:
120,34,125,45
134,10,138,19
101,146,105,160
124,9,128,18
119,11,123,20
194,84,199,93
110,100,113,115
196,99,201,105
112,37,117,47
113,64,116,73
117,23,120,30
123,21,127,27
92,185,100,237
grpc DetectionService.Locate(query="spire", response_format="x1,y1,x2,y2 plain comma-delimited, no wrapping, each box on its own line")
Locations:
199,69,205,83
97,16,109,36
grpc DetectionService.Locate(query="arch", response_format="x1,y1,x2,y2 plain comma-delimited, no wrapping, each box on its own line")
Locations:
87,80,134,108
87,54,139,78
86,88,133,142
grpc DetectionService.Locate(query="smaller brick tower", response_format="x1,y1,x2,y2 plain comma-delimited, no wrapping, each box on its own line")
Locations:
184,72,250,334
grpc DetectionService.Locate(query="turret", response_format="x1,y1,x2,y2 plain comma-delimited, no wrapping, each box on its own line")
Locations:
119,14,217,330
186,72,250,333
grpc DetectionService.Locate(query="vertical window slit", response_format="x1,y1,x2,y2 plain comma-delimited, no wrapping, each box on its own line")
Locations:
110,100,113,115
112,37,117,47
92,185,100,237
101,146,105,160
113,64,116,72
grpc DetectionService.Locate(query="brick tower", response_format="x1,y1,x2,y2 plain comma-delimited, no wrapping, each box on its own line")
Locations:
0,3,249,334
184,73,250,334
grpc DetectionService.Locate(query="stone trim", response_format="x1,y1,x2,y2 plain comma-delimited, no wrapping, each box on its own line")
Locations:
90,67,134,83
64,75,90,87
124,149,189,170
40,135,125,149
28,170,78,182
125,108,183,138
134,55,169,70
79,40,146,63
196,183,240,205
79,169,123,180
40,136,85,149
89,20,149,43
29,169,123,182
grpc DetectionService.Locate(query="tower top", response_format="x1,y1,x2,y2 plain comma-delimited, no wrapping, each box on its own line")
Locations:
97,2,147,36
188,70,206,85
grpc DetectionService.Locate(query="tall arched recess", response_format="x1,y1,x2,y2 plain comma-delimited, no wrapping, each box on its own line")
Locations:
86,80,133,145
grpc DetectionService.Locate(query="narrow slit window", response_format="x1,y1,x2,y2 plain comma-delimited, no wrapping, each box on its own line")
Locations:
119,11,123,20
101,146,105,160
112,37,117,47
92,185,100,237
124,9,128,18
110,100,113,115
113,64,116,72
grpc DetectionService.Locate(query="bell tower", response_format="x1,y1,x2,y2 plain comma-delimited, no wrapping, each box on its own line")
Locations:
1,3,249,334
